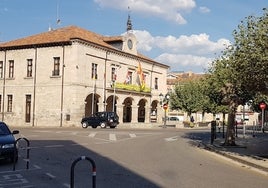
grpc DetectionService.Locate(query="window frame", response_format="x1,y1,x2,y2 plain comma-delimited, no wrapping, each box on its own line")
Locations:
27,59,33,77
52,57,60,76
7,94,13,112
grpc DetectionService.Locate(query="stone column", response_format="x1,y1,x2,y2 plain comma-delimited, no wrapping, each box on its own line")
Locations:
145,106,150,123
116,104,124,124
131,105,139,123
157,106,164,123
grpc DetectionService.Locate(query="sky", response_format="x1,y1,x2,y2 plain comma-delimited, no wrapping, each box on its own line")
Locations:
0,0,267,73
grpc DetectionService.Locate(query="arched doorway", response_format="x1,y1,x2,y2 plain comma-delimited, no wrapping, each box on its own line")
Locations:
138,99,147,122
106,95,118,112
123,97,133,123
84,93,100,117
151,100,158,122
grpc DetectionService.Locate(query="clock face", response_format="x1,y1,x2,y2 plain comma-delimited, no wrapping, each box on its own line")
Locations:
127,39,133,49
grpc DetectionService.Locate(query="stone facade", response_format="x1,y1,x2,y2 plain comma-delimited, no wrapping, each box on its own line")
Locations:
0,26,169,127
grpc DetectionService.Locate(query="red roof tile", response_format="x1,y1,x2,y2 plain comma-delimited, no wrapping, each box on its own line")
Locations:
0,25,113,49
0,25,169,68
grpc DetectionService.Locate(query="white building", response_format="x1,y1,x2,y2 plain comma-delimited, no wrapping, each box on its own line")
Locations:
0,24,169,127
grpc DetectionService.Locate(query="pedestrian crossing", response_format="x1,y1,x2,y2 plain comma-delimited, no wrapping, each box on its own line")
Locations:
30,130,161,142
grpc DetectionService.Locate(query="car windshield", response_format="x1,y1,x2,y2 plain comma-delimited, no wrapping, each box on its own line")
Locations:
0,123,11,135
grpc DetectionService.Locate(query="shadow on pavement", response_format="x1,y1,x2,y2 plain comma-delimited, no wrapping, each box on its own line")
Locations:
0,139,161,188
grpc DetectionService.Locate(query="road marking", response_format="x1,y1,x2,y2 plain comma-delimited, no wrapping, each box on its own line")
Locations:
129,133,136,138
88,132,97,137
165,136,178,142
45,173,56,179
109,133,117,141
0,174,31,187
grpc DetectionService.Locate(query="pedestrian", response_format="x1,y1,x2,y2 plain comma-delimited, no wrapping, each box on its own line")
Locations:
190,116,194,123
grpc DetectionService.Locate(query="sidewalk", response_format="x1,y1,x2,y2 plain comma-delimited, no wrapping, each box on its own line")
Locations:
203,131,268,175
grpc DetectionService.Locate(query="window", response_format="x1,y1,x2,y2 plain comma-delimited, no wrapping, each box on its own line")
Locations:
25,95,31,122
91,63,98,79
111,67,116,81
124,71,132,84
154,77,158,89
0,61,3,78
27,59,33,77
52,57,60,76
9,60,14,78
7,95,12,112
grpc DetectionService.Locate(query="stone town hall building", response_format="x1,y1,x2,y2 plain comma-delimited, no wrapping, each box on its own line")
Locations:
0,24,169,127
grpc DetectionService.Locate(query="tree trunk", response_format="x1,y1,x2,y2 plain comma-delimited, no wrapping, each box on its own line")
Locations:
224,103,237,146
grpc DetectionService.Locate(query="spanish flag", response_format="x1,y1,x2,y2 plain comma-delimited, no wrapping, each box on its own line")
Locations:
136,62,145,90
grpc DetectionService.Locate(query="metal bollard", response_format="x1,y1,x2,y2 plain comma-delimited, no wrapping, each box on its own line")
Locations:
13,137,30,171
70,156,96,188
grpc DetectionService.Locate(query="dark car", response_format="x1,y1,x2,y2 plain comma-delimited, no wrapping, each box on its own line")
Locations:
0,122,19,162
81,112,119,129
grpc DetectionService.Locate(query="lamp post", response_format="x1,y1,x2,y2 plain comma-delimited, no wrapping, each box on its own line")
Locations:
259,102,266,133
159,93,163,107
161,93,170,128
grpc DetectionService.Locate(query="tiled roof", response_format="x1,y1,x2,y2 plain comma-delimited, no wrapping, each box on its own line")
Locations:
0,25,169,68
0,25,114,49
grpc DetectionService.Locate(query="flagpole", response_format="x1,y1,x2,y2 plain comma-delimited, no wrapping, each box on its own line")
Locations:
91,65,96,116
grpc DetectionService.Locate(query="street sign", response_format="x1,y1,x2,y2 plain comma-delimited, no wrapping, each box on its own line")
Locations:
163,103,168,110
259,102,266,110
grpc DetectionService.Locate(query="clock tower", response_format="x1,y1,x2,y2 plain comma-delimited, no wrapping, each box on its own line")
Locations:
123,13,137,55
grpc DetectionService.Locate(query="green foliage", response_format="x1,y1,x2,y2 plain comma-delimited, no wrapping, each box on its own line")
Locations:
113,82,151,93
169,80,208,117
205,8,268,145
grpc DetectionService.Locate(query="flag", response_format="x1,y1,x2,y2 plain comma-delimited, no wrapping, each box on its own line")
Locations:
124,71,131,84
136,62,145,90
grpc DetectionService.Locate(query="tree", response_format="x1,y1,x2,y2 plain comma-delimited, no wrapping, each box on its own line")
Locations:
207,8,268,145
170,81,203,119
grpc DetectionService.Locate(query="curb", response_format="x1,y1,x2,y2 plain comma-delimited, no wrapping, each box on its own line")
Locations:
202,143,268,175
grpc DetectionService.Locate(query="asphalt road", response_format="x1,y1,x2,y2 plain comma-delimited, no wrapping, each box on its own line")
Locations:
0,127,267,188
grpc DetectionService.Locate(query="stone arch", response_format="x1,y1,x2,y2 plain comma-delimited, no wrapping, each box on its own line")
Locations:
138,99,147,122
151,100,158,122
84,93,100,117
106,95,119,112
123,97,133,123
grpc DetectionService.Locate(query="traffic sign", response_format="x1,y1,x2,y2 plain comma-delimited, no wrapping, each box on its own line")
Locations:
163,103,168,110
259,102,266,110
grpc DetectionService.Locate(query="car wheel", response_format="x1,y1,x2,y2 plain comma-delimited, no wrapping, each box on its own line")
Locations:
100,122,106,128
82,122,88,128
110,126,116,129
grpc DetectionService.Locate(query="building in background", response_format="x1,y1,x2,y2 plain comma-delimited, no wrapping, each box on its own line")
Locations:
0,23,169,127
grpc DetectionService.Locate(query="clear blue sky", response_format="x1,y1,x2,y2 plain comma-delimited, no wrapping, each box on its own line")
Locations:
0,0,267,73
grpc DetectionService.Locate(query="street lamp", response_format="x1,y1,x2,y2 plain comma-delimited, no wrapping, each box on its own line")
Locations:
159,93,163,107
162,93,170,128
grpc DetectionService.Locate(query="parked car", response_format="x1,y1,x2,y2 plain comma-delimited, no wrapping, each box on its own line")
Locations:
81,112,119,129
0,122,19,162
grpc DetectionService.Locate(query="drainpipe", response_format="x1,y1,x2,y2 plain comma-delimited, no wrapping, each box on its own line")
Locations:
1,50,6,121
60,45,65,127
103,51,109,111
32,47,37,126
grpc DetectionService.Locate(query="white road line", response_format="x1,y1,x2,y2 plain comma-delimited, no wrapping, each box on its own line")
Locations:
88,132,97,137
33,165,41,169
165,136,178,142
45,173,56,179
109,133,117,141
63,183,70,187
129,133,136,138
